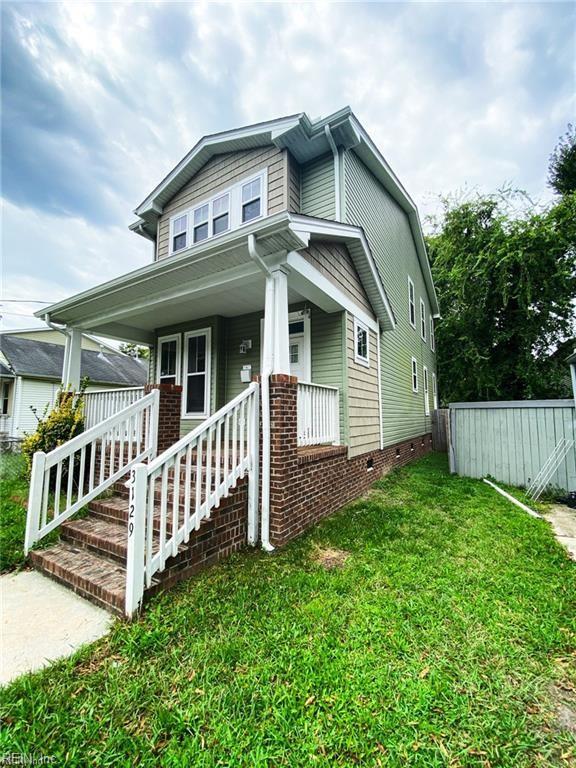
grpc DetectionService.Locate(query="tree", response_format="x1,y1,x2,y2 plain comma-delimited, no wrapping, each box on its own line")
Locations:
119,342,150,360
548,124,576,196
427,190,576,404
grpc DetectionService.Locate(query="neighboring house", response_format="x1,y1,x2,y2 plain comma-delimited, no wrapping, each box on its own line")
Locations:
26,108,440,615
0,329,147,438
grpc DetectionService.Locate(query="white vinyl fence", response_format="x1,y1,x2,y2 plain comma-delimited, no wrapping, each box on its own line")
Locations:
449,399,576,493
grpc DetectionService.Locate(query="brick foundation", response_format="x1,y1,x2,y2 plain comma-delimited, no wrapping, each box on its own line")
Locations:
145,383,182,453
268,374,432,547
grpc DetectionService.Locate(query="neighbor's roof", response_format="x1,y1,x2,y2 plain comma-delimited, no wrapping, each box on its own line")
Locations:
0,362,14,378
0,335,147,386
131,106,439,316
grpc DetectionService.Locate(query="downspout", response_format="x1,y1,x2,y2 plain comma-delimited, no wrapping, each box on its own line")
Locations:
247,234,275,552
44,313,72,385
377,320,383,450
324,125,341,221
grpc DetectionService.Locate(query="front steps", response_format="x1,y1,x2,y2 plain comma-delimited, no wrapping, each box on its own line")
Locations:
30,472,249,617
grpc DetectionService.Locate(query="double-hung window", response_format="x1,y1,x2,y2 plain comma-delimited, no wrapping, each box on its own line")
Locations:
423,365,430,415
430,316,435,352
172,215,188,253
183,329,210,418
420,299,426,341
408,277,416,328
157,335,180,386
193,204,209,243
354,319,369,367
241,177,262,223
411,357,418,393
212,193,229,235
0,382,9,415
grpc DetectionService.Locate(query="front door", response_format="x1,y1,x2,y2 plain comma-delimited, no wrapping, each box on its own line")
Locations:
288,314,311,382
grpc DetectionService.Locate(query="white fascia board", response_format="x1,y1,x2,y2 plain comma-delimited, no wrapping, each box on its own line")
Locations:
286,251,378,332
134,114,303,217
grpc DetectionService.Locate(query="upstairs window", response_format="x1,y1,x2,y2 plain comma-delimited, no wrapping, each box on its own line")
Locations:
408,277,415,328
168,171,266,255
423,365,430,415
430,316,435,352
354,319,369,367
411,357,418,392
420,299,426,341
242,178,262,223
172,215,187,253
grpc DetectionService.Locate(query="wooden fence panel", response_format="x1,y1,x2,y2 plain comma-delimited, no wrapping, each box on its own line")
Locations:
431,409,449,452
449,400,576,492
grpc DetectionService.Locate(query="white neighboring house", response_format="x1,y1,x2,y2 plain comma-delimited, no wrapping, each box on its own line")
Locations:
0,328,147,439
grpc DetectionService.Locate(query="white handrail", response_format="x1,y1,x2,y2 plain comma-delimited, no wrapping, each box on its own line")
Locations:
25,389,159,553
297,382,340,446
125,382,260,618
83,387,145,431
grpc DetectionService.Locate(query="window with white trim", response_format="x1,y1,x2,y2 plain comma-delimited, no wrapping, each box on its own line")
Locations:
420,298,426,341
183,329,210,418
168,170,267,255
423,365,430,415
354,319,369,367
411,357,418,393
408,277,415,328
157,335,180,386
0,382,9,415
430,316,435,352
432,372,438,409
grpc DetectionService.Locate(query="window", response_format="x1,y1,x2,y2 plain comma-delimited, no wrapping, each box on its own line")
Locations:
290,343,299,364
172,215,188,253
420,299,426,341
241,177,262,223
183,329,210,417
354,319,369,367
423,365,430,415
157,335,180,386
169,171,266,255
408,277,415,328
411,357,418,392
0,382,9,415
432,372,438,409
430,316,435,351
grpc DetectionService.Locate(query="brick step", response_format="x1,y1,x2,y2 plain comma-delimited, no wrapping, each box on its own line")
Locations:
89,494,213,536
30,542,127,615
61,516,133,563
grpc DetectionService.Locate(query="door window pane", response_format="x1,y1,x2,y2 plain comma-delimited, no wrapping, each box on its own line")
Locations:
290,344,299,364
185,334,207,414
160,340,177,379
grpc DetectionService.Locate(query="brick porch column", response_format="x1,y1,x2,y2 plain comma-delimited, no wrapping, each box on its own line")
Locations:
268,374,299,547
144,383,182,453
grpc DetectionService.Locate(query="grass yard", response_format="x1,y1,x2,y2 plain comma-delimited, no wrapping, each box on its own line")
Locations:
1,454,575,766
0,452,30,572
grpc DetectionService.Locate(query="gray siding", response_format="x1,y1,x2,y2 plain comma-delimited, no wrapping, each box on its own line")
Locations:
300,153,335,219
345,313,380,457
451,401,576,492
300,241,374,316
287,152,301,212
157,147,288,260
344,150,435,446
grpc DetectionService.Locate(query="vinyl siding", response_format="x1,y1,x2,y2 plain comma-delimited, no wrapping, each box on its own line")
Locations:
345,313,380,457
344,150,435,446
300,241,374,316
157,147,288,260
300,153,335,219
287,152,301,212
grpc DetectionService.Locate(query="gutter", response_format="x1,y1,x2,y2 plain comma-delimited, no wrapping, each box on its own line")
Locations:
247,234,275,552
324,125,341,221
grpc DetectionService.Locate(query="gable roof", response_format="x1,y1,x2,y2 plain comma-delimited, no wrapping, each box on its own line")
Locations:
132,106,439,316
0,327,121,354
0,335,147,387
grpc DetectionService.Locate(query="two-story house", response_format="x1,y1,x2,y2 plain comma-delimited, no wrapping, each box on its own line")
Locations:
26,108,439,616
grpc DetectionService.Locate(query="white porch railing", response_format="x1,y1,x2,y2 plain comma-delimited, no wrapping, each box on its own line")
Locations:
297,382,339,447
83,387,145,431
25,390,159,553
125,382,259,617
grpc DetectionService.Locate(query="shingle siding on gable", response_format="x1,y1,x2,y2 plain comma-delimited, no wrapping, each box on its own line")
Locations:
300,153,335,220
156,147,289,260
344,150,435,447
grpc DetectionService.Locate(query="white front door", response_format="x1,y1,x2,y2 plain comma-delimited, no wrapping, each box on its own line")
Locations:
260,311,311,382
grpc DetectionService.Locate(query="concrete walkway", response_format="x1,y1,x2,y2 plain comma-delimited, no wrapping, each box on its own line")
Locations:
544,505,576,560
1,570,112,686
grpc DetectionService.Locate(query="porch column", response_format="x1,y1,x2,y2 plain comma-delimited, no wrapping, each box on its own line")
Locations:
62,328,82,390
270,266,290,375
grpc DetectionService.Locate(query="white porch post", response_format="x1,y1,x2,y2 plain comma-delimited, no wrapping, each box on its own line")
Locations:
62,328,82,390
271,266,290,375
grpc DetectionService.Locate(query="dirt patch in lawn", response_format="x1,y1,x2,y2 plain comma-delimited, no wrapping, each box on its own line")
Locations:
313,546,350,570
550,682,576,734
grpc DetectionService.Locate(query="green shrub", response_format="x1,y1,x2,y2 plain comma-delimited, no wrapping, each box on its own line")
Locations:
21,380,88,476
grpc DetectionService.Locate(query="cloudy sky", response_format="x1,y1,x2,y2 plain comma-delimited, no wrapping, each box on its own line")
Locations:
1,0,574,330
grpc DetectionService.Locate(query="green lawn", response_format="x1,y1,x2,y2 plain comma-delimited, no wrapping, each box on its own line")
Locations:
2,454,575,766
0,452,30,572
